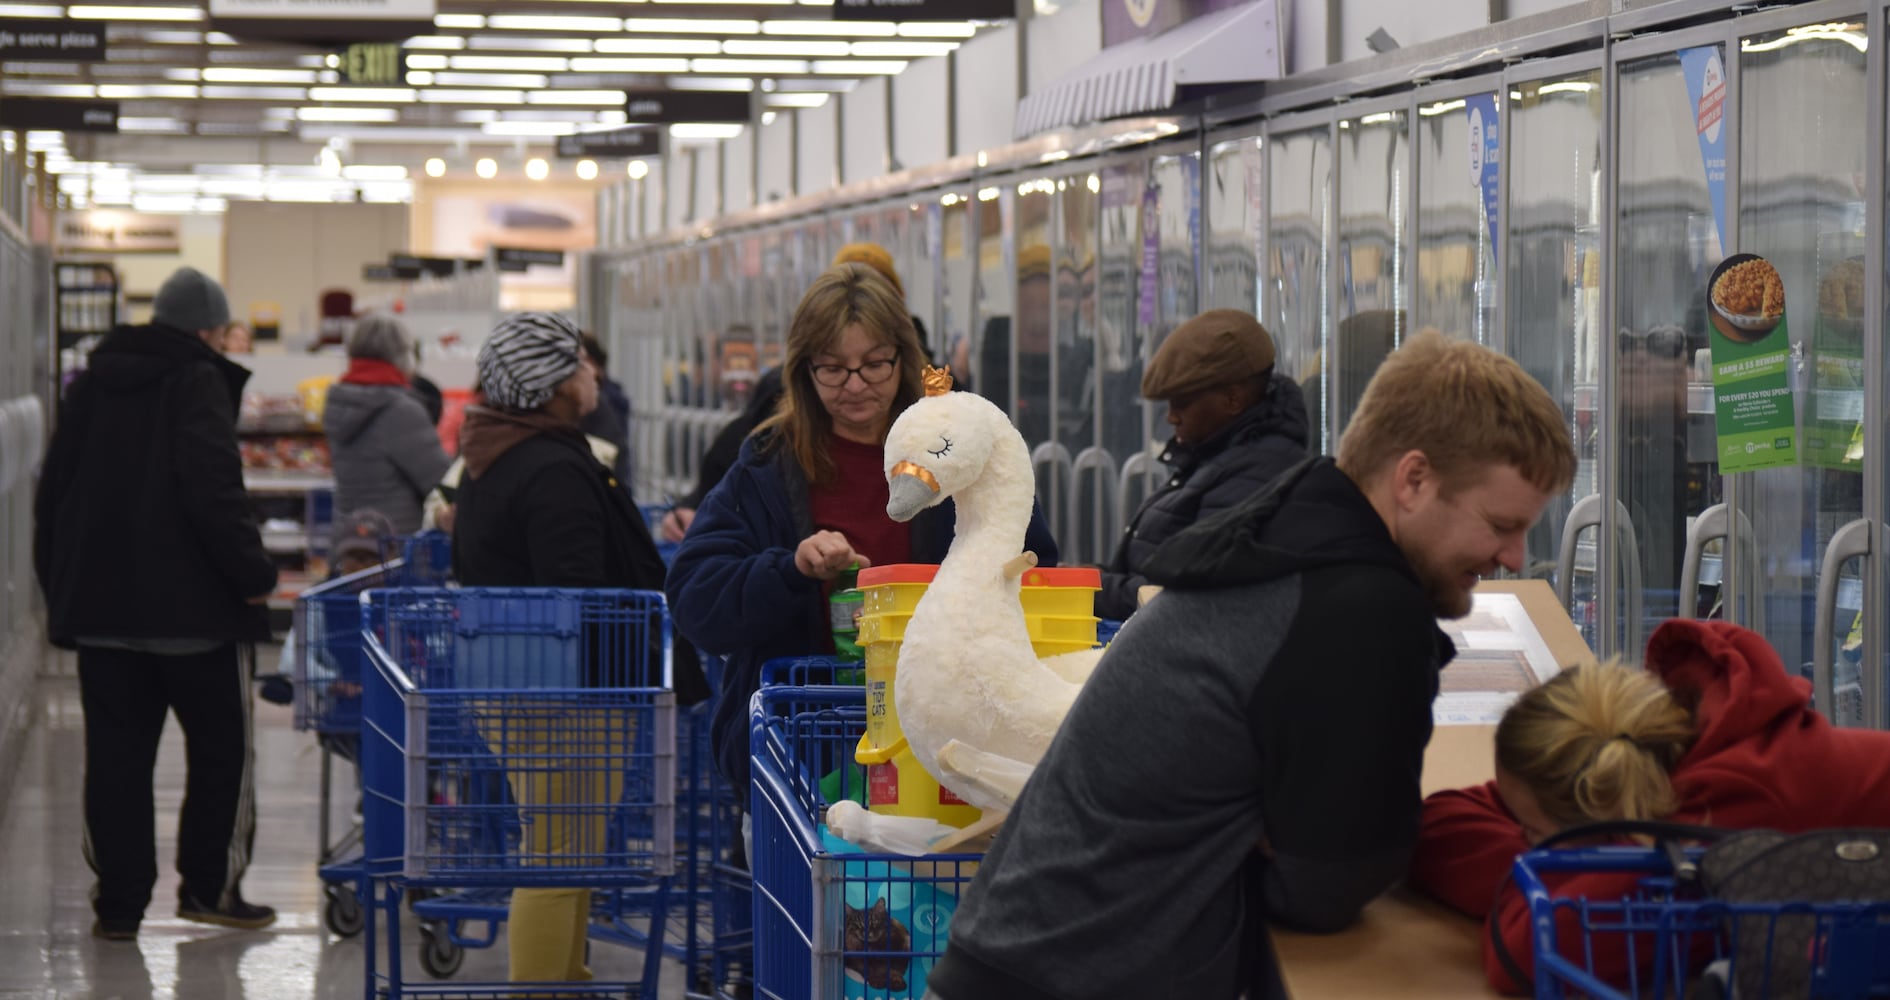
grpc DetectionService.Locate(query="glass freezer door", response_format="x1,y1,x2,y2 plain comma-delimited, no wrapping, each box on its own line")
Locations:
1734,16,1869,722
1612,45,1728,659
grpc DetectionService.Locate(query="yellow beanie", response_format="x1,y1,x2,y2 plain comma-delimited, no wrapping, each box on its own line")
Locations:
832,243,904,300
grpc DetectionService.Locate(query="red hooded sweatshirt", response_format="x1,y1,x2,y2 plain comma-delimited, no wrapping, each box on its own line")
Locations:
1409,619,1890,994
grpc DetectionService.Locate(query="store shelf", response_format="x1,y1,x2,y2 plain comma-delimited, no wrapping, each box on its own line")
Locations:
244,472,334,493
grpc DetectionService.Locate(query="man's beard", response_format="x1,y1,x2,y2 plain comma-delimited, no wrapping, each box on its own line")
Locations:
1410,547,1474,619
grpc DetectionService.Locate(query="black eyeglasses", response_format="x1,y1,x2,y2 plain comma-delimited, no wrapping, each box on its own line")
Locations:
809,355,899,387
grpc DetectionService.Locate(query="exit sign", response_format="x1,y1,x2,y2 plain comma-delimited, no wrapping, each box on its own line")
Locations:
338,42,405,85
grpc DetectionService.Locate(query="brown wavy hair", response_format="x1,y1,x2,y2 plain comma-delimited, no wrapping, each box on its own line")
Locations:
1496,663,1696,828
756,263,925,486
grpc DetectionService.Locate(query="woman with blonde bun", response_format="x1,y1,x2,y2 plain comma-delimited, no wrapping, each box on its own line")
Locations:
1412,619,1890,994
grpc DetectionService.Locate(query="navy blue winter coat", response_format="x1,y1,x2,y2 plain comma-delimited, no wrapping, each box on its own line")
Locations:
666,431,1060,796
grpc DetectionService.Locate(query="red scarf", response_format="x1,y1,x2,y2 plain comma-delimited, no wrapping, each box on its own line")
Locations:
340,357,409,386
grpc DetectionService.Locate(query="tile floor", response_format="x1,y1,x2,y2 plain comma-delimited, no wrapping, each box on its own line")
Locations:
0,666,694,1000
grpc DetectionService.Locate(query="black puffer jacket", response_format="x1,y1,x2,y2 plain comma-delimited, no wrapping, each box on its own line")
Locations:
1097,374,1310,619
35,323,277,649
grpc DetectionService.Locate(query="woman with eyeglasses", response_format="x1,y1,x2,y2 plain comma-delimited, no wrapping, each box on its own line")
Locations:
666,263,1061,820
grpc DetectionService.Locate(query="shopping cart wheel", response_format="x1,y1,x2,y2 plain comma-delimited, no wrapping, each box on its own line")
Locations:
418,922,464,979
322,884,365,937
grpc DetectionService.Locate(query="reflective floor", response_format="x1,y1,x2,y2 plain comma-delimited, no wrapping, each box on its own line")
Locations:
0,666,692,1000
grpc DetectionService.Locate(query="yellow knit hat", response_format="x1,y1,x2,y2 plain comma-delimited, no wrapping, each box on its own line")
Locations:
832,243,904,300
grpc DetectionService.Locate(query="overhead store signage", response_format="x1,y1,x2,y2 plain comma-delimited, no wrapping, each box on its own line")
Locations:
1103,0,1242,47
390,253,482,278
1679,44,1729,254
833,0,1013,22
625,90,752,125
1464,92,1500,259
0,18,105,62
208,0,436,44
56,211,181,254
1705,253,1797,473
495,247,566,272
0,97,117,132
556,126,663,160
337,42,406,86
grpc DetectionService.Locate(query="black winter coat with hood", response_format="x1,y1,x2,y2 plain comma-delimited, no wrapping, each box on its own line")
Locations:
34,323,277,649
1097,374,1310,619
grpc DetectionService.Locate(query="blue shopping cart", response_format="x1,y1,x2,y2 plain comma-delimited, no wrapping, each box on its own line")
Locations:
289,532,453,937
360,587,679,999
749,675,980,1000
1513,844,1890,998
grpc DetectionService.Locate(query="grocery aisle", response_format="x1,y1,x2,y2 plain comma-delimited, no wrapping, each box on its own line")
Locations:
0,654,690,1000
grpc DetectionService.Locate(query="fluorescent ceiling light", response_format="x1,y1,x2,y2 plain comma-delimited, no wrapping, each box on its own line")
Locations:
591,38,722,54
296,107,400,122
598,110,628,125
481,120,579,135
0,5,62,15
162,68,203,81
203,86,308,100
851,40,957,57
469,36,595,52
420,89,527,104
434,13,484,28
1418,99,1467,116
406,70,435,86
357,181,412,202
692,57,807,74
118,117,188,133
432,71,550,88
69,5,200,20
452,109,501,123
526,90,625,106
665,76,756,92
133,195,205,213
407,54,450,70
811,60,906,74
407,36,467,50
342,165,409,181
131,174,203,192
724,39,850,56
489,109,606,121
626,17,759,34
573,57,695,73
202,67,317,84
205,32,239,44
299,126,486,142
765,93,830,108
2,83,97,98
897,22,978,37
486,14,621,31
135,29,202,44
1536,80,1598,95
670,123,745,139
449,55,569,72
308,87,417,102
201,180,267,197
761,20,895,35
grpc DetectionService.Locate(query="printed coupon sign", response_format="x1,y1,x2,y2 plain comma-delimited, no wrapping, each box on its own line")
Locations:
1465,93,1501,258
1706,253,1797,472
1679,45,1729,254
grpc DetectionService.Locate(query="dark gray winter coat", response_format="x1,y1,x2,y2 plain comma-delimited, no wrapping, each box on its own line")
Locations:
322,382,451,534
1096,374,1309,619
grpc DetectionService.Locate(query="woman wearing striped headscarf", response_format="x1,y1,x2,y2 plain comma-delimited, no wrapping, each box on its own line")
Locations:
451,311,705,986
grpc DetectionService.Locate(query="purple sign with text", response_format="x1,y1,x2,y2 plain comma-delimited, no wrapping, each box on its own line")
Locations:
1138,184,1160,325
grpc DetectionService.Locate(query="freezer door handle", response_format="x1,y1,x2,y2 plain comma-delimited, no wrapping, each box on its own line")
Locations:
1555,494,1645,656
1813,518,1872,726
1678,503,1756,621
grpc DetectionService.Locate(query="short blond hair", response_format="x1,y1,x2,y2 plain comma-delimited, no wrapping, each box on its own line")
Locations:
1497,663,1695,828
1336,331,1575,494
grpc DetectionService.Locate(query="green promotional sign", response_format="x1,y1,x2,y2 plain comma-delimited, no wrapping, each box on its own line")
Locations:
1706,253,1797,473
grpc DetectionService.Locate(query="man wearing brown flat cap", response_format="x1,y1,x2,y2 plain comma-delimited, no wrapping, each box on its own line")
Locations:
1095,308,1309,619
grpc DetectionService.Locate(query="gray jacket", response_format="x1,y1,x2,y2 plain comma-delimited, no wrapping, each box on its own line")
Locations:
322,382,451,534
1097,374,1309,619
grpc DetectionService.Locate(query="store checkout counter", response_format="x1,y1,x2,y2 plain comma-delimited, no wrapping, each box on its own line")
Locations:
1272,580,1594,998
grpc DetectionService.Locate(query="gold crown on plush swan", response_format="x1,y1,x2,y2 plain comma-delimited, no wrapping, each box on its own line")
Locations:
922,365,954,397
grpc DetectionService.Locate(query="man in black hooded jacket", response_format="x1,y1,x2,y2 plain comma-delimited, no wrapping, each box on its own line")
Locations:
35,266,279,940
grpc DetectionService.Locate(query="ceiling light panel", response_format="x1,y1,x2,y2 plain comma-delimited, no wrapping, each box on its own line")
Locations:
449,55,569,71
590,38,721,54
761,20,896,36
851,40,957,56
481,120,580,135
162,68,202,81
669,123,745,139
524,90,626,106
897,22,978,37
296,107,400,122
692,57,807,74
97,84,200,99
405,70,435,85
1,82,97,98
431,72,549,88
434,13,484,28
812,60,906,74
202,67,319,84
308,87,416,102
0,4,62,15
6,62,79,75
468,36,595,52
341,165,408,181
118,117,188,133
70,5,201,20
486,15,621,31
665,76,756,91
407,54,450,70
571,57,694,73
202,85,308,100
765,93,830,107
419,89,526,104
406,36,467,50
626,17,759,34
724,39,850,56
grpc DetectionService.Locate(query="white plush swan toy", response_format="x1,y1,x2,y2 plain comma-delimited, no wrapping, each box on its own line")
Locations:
880,366,1105,813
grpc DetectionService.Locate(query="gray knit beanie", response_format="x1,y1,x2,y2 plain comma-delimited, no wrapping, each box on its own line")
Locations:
152,267,231,334
478,312,584,410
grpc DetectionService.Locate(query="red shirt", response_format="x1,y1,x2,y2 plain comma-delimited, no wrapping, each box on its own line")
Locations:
808,433,912,570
